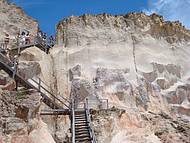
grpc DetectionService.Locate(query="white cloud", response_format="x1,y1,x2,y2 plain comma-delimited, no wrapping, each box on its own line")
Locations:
145,0,190,29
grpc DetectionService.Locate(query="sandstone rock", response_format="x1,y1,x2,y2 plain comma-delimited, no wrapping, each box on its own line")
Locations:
156,78,170,90
0,90,56,143
56,13,190,47
71,78,100,108
18,62,41,79
69,64,81,81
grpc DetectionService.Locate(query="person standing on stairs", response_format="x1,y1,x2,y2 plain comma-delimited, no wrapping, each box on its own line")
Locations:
4,33,10,50
42,33,47,45
25,31,31,45
15,32,21,46
49,35,55,47
12,55,19,90
20,31,26,45
45,45,50,54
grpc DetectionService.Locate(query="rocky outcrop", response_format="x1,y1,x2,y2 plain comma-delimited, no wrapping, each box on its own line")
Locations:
0,89,55,143
92,108,190,143
56,13,190,46
0,0,38,48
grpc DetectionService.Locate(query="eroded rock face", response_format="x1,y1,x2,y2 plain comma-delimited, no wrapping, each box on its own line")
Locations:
18,62,41,79
56,13,190,46
92,108,190,143
71,78,100,108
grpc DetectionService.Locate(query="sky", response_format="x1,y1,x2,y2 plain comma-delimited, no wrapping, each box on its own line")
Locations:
10,0,190,36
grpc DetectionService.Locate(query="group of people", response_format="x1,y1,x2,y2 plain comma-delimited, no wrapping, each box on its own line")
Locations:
16,31,32,46
37,30,55,54
0,31,32,51
0,30,55,55
37,31,55,47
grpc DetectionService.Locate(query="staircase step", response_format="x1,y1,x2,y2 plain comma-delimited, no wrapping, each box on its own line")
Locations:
75,126,89,130
75,122,87,125
75,137,92,142
75,120,88,123
75,123,88,126
75,125,89,128
75,120,87,123
75,111,86,115
75,115,86,119
75,116,86,119
75,114,86,116
75,134,90,139
75,129,89,133
75,137,92,143
75,131,89,136
75,118,86,120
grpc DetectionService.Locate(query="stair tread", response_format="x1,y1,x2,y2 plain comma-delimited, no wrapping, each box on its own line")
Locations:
75,114,86,116
75,122,88,125
75,125,88,127
76,140,91,142
75,116,86,118
75,135,90,138
75,117,86,119
75,121,88,123
76,137,91,140
76,132,89,136
75,122,88,124
75,130,89,133
75,119,86,121
75,127,89,130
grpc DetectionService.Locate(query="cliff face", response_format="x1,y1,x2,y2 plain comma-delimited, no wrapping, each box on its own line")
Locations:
1,2,190,142
50,13,190,142
0,0,38,43
56,13,190,46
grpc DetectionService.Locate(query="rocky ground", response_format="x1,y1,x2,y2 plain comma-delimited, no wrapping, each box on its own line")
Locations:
0,88,56,143
91,108,190,143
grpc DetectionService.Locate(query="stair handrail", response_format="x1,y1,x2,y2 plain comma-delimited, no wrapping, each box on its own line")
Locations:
85,98,97,143
71,94,75,143
0,52,70,109
30,78,71,109
30,77,70,102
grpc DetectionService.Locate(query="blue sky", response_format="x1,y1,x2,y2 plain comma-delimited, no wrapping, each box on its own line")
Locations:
11,0,190,36
10,0,148,35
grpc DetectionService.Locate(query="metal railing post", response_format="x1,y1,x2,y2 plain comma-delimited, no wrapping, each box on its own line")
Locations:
86,98,88,109
72,97,75,143
106,99,108,109
38,78,41,92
